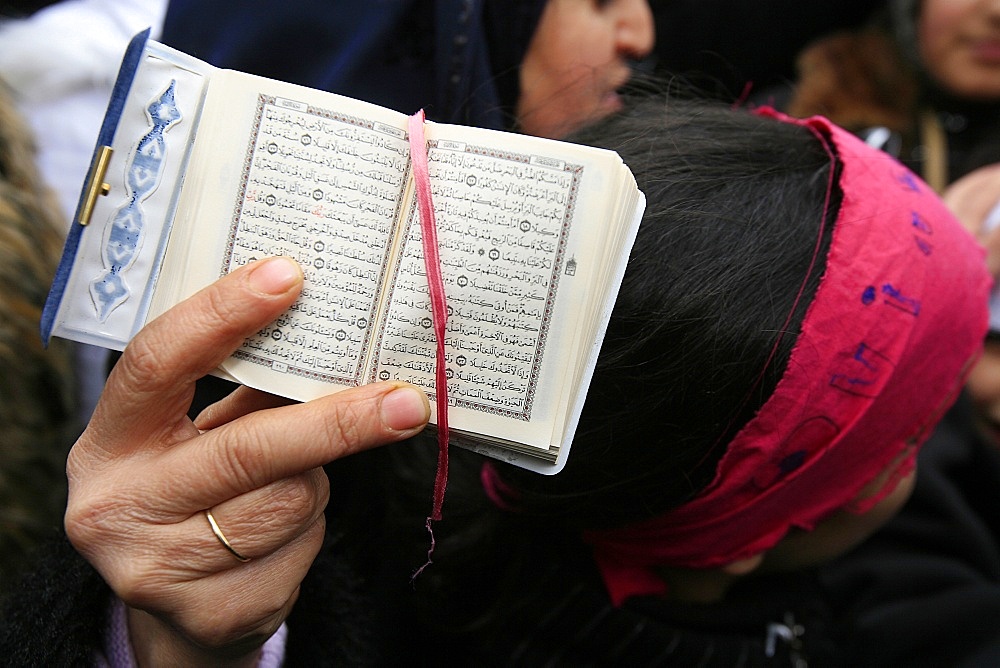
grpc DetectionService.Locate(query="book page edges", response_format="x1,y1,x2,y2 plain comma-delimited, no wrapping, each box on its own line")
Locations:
540,169,640,453
456,190,645,475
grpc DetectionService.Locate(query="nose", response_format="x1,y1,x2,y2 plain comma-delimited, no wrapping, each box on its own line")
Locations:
615,0,655,60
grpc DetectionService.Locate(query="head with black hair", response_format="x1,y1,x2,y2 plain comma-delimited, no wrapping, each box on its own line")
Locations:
497,99,840,528
396,96,986,611
472,96,986,603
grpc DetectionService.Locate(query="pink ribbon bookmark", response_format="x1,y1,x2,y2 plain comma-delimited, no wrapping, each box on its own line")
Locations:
408,109,450,574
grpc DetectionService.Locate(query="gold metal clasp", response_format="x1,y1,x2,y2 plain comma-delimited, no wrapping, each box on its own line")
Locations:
77,145,113,226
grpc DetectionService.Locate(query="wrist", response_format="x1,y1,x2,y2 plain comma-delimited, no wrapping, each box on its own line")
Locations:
126,607,264,668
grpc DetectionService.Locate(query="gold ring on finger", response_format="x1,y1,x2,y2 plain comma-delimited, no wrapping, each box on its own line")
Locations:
205,509,251,563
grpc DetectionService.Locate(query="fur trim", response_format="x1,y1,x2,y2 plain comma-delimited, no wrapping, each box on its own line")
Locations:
787,29,919,134
0,80,78,592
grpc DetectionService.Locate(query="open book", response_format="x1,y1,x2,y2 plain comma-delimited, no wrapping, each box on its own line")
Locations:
42,30,644,474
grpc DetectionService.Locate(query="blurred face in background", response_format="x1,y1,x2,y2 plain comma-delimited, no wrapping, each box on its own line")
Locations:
943,163,1000,448
918,0,1000,100
966,339,1000,447
517,0,655,139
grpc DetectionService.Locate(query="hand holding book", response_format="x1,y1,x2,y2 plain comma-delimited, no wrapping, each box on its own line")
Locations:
43,31,644,473
63,254,431,665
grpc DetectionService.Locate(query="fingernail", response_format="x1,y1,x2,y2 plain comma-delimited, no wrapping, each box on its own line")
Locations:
381,386,430,431
248,257,302,295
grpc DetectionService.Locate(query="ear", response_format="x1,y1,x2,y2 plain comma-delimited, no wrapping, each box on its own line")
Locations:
720,552,765,577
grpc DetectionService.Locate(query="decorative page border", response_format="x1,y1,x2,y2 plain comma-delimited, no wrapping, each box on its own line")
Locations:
224,94,410,386
370,140,583,422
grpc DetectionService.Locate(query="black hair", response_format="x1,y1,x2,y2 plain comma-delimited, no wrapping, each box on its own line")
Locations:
482,0,549,129
485,96,842,529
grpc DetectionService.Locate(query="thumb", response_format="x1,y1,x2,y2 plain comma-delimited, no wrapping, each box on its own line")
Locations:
96,257,303,441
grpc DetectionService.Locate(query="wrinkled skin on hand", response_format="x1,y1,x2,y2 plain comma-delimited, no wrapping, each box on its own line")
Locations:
64,257,430,666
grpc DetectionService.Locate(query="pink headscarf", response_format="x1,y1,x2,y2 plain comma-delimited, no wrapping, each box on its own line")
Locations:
489,111,991,606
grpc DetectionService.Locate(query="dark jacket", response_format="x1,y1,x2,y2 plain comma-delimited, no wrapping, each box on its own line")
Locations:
159,0,546,130
819,393,1000,667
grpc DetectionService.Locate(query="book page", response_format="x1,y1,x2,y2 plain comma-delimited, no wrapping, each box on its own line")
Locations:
152,68,633,458
153,71,413,399
222,94,411,390
371,122,629,455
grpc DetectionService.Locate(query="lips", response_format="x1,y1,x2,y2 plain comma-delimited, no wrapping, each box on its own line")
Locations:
601,89,624,115
601,70,633,111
